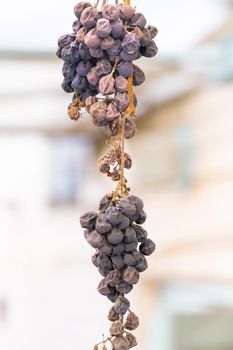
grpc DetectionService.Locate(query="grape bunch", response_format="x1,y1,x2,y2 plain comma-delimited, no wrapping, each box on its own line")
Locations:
80,194,155,350
57,1,158,137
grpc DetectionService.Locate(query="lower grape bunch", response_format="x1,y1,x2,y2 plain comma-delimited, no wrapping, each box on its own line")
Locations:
80,194,156,350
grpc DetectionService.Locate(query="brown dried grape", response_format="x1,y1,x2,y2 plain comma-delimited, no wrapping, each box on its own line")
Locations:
106,103,120,121
84,28,101,48
107,227,124,245
124,153,132,169
115,93,130,112
123,266,140,285
102,4,120,21
133,64,145,86
113,336,130,350
117,3,135,20
80,6,99,29
110,320,125,336
146,25,158,39
99,74,115,95
115,76,128,93
96,18,112,38
86,229,105,249
97,278,112,296
87,66,100,86
90,101,107,126
101,36,115,50
125,333,137,348
85,95,97,113
98,242,113,256
67,102,80,121
74,2,91,18
124,117,137,139
108,306,120,321
80,211,97,229
139,238,156,256
125,310,139,330
114,296,130,315
95,213,112,234
76,27,87,42
103,119,119,137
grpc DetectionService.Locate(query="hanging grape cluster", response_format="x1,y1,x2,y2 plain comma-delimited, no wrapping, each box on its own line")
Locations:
57,1,158,349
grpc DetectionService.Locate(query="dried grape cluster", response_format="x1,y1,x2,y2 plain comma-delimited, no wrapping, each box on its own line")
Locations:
57,0,158,349
57,1,158,137
80,194,155,349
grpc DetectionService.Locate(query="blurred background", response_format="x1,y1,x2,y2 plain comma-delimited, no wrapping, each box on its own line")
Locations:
0,0,233,349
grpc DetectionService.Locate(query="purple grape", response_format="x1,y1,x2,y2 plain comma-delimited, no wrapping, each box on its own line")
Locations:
86,229,105,249
89,47,105,58
106,39,121,56
106,206,123,225
111,255,125,269
95,59,112,75
79,42,92,60
99,194,112,212
84,28,101,48
146,25,158,39
76,60,92,76
97,253,113,270
118,198,137,219
61,78,74,93
124,241,138,253
128,195,144,213
102,4,120,21
115,76,128,93
74,2,92,18
117,3,135,20
135,210,147,224
96,18,112,38
80,6,99,29
124,227,137,243
98,242,113,256
132,224,148,242
101,36,115,50
115,93,130,112
140,28,151,47
61,43,80,63
123,266,140,285
107,291,120,303
106,269,122,288
92,252,98,267
107,227,123,245
98,278,113,296
112,243,125,256
87,66,100,86
72,18,82,33
122,33,140,54
62,62,76,80
111,19,124,39
118,215,130,230
134,254,148,272
114,296,130,315
116,281,133,294
117,61,134,77
130,12,147,29
139,238,155,256
141,40,158,57
80,210,97,229
58,33,76,49
71,74,87,90
95,212,112,233
99,74,115,95
133,64,145,86
120,50,140,62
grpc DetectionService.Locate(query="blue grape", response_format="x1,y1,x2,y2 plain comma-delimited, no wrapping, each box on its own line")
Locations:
76,60,92,76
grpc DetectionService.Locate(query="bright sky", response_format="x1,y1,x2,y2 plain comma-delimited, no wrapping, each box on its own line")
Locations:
0,0,229,55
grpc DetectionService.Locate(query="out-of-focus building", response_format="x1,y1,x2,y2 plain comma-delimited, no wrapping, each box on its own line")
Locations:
1,1,233,350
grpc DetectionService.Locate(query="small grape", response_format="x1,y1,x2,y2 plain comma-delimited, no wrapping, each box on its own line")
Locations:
111,255,125,269
80,6,99,29
116,281,133,294
125,332,137,348
106,103,120,122
95,58,112,75
101,36,115,50
123,253,137,266
114,296,130,315
118,198,137,219
90,101,108,126
62,62,76,80
135,210,147,224
125,117,137,139
132,224,148,242
96,18,112,38
106,206,123,226
71,74,87,90
110,320,125,336
128,195,144,213
120,50,140,62
79,42,92,60
76,27,87,42
107,291,120,303
112,243,125,256
58,33,76,48
87,66,100,86
140,28,151,47
91,252,98,267
106,269,122,287
146,25,158,39
107,227,124,245
122,33,140,54
125,310,139,330
118,215,130,230
124,241,138,253
139,238,156,256
99,74,115,95
141,40,158,57
134,254,148,272
72,18,82,33
117,61,134,77
123,266,140,285
95,212,112,233
84,28,101,48
97,253,113,270
115,93,130,112
124,227,137,243
108,306,120,321
106,39,122,56
89,47,105,58
111,19,124,39
113,336,130,350
102,4,120,21
86,229,105,249
61,43,80,63
133,64,145,86
74,2,92,18
61,79,74,93
115,76,128,93
117,3,135,20
98,194,112,212
97,278,113,296
80,210,97,229
130,12,147,29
